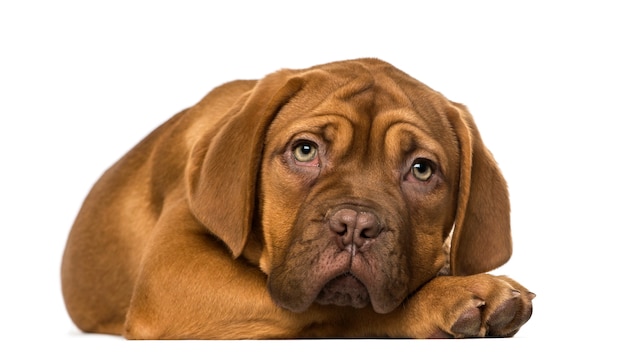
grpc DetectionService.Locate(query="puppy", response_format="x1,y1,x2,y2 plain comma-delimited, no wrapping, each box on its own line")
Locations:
61,58,533,339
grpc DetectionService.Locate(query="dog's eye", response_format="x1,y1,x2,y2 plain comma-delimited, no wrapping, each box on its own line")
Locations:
411,159,434,181
293,142,318,163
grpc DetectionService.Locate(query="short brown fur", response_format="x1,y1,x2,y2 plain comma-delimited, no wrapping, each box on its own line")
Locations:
61,58,533,339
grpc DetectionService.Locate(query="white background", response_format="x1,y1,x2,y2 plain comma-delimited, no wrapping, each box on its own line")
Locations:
1,0,624,355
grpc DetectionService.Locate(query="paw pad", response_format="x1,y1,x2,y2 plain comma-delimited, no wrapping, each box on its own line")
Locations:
451,298,485,337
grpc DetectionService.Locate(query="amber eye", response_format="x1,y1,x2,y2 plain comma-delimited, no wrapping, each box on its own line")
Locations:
293,142,318,163
411,159,434,181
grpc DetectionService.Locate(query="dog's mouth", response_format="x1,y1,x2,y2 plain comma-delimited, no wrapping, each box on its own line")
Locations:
315,272,370,308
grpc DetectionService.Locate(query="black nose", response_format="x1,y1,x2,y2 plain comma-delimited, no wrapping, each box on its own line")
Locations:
329,207,382,252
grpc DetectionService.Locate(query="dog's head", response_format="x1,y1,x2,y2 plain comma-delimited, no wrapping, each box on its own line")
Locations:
187,58,511,314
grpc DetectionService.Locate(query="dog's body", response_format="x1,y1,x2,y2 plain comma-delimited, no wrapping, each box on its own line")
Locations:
61,58,533,339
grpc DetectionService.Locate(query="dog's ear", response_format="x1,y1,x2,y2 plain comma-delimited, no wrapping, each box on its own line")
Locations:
186,70,304,257
447,103,512,275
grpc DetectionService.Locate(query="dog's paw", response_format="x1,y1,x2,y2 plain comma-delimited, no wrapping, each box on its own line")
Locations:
423,275,534,338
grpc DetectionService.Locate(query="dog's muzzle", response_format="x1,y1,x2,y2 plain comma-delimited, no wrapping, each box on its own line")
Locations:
313,206,384,308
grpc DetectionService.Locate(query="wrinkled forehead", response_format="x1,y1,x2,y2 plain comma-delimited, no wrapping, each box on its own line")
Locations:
267,60,459,157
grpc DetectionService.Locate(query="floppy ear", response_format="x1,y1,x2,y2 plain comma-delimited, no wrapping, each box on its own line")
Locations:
447,103,512,275
186,70,304,257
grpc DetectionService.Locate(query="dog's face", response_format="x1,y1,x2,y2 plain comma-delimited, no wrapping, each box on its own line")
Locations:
188,58,512,315
259,69,460,313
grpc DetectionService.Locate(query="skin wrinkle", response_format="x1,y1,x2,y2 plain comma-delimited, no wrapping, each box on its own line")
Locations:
268,128,415,313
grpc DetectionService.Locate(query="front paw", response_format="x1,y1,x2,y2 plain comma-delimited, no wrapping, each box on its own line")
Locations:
421,275,534,338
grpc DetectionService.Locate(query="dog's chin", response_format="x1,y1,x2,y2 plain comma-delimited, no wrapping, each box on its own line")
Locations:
315,273,370,309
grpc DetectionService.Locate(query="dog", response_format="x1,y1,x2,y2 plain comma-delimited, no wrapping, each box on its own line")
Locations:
61,58,533,339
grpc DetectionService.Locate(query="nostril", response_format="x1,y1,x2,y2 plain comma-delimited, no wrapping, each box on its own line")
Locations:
356,213,381,239
329,208,357,236
329,218,348,236
359,226,378,239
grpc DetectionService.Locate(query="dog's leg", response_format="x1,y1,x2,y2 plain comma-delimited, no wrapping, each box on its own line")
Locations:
384,274,534,338
122,201,533,339
122,200,315,339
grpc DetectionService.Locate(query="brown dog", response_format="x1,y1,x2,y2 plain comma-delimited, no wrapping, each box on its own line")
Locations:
61,58,533,339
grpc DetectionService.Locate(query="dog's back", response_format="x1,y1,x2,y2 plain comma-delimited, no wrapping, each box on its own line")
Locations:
60,80,256,334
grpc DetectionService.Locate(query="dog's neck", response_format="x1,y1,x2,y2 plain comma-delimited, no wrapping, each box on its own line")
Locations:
437,228,453,276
